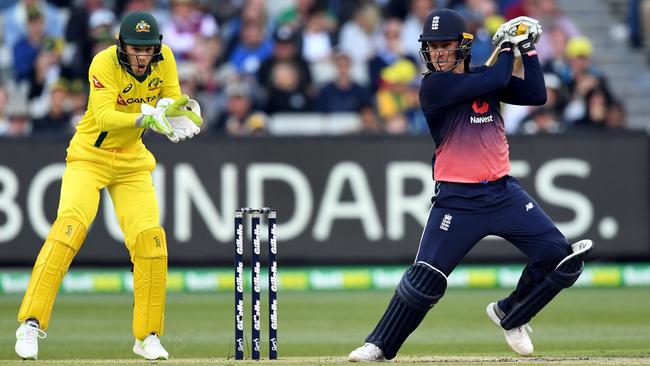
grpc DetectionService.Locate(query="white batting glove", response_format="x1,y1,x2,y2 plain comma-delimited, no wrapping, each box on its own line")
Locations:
492,16,542,46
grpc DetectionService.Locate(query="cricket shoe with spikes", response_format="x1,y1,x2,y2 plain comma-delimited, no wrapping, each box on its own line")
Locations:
348,342,386,362
486,302,533,356
133,333,169,360
15,320,46,360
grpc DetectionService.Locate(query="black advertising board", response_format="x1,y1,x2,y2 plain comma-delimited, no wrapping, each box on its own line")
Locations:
0,133,647,265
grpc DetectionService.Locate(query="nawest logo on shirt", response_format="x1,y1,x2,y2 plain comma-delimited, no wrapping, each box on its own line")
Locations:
91,76,105,89
470,99,493,124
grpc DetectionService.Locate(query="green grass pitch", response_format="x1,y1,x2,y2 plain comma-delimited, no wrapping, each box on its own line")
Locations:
1,288,648,365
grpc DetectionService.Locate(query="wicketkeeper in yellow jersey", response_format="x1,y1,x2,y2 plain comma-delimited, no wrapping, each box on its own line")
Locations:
14,11,202,361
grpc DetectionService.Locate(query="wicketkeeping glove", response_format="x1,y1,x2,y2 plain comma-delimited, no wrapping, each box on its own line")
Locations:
156,96,203,141
136,103,179,143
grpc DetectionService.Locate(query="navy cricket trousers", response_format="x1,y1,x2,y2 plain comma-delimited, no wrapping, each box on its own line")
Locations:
415,175,570,305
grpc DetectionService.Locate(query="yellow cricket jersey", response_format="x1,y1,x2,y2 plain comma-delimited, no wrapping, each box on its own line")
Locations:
72,44,182,149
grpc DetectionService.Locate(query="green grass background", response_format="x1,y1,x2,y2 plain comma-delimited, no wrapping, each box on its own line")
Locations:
1,288,648,365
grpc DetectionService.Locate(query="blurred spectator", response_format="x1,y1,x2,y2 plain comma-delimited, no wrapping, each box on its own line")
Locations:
605,100,626,130
464,11,494,66
212,82,267,136
229,19,274,76
446,1,497,66
518,107,565,134
316,51,372,113
375,58,417,125
504,0,535,20
301,7,335,63
221,0,271,60
368,18,416,93
12,5,64,100
64,0,111,79
529,0,580,64
383,0,410,20
177,33,224,127
31,78,71,136
358,103,384,135
0,100,31,137
265,61,313,113
12,5,47,82
338,4,382,64
162,0,219,61
2,0,64,49
90,12,119,56
541,26,570,80
384,113,409,135
400,0,436,60
118,0,169,26
516,73,568,134
275,0,317,30
506,72,568,134
257,26,313,95
561,37,615,126
570,86,610,130
68,78,88,128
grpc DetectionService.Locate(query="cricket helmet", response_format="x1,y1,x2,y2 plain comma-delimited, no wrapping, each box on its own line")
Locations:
418,9,473,72
116,11,163,76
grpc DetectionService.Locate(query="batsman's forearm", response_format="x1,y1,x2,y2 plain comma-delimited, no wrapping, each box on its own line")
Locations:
520,54,546,105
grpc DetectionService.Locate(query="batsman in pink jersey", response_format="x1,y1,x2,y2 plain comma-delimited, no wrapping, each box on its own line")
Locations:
348,9,594,362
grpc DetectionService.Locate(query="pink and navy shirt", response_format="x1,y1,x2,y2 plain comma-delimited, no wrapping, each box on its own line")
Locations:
420,49,546,183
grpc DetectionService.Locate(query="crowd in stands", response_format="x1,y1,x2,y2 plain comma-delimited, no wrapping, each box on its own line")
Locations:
0,0,631,138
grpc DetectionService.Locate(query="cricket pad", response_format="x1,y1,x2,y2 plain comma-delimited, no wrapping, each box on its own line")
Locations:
18,217,87,329
132,227,168,340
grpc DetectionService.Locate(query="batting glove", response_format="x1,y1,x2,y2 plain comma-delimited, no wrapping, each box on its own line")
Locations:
492,16,543,47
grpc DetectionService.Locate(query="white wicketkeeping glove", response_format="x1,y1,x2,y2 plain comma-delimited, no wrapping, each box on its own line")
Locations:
156,97,202,141
492,16,543,47
136,103,179,143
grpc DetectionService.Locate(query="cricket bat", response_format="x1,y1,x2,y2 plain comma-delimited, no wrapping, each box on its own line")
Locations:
485,23,528,77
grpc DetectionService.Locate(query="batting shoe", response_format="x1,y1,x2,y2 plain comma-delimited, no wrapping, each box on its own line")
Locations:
15,320,46,360
348,342,386,362
133,333,169,360
486,302,533,356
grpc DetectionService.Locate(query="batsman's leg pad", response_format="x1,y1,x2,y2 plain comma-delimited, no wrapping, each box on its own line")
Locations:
132,227,168,340
366,262,446,360
501,240,593,330
18,217,87,330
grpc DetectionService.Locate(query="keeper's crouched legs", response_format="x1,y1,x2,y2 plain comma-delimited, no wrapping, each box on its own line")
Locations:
18,217,87,329
366,261,447,360
131,227,168,340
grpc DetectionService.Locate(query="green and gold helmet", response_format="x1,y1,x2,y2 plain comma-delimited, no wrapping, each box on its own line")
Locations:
116,11,163,77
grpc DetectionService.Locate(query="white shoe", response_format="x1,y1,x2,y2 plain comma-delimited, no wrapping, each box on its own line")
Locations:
133,334,169,360
348,342,386,362
15,321,46,360
486,303,533,356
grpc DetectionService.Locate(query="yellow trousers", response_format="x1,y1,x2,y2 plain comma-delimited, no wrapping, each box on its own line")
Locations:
18,139,167,339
